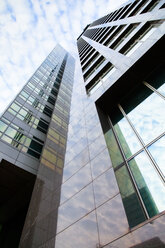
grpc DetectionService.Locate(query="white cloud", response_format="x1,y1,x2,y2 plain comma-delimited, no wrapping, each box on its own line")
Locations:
0,0,128,114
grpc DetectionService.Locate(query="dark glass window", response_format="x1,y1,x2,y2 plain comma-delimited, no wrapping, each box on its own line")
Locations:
43,105,53,117
115,165,146,227
47,96,55,105
37,118,49,134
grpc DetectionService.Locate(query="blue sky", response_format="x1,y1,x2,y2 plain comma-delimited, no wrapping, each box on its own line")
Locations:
0,0,128,114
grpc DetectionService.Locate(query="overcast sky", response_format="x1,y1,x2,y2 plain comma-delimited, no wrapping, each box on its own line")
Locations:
0,0,129,114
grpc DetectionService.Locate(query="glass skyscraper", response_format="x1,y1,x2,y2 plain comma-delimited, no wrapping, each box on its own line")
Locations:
0,45,75,247
0,0,165,247
57,0,165,247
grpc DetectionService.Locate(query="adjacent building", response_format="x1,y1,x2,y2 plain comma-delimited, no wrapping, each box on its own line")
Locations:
0,0,165,247
0,45,75,247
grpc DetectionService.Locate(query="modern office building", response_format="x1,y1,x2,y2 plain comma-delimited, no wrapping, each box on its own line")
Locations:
0,45,75,247
0,0,165,247
54,0,165,247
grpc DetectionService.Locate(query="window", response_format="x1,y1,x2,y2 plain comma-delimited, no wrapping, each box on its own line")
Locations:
47,95,56,105
88,65,116,95
7,102,49,134
141,0,160,13
27,96,39,108
22,136,43,159
27,82,35,90
19,90,29,100
110,24,139,50
38,88,44,96
83,53,100,73
51,88,58,97
127,26,157,56
97,64,165,228
34,118,49,134
43,105,53,117
48,127,66,148
122,23,160,57
103,25,125,47
0,120,8,133
84,56,106,82
128,0,148,17
16,107,33,124
8,101,22,116
1,125,25,150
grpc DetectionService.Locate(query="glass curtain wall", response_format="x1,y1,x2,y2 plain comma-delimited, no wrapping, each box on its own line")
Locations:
104,65,165,228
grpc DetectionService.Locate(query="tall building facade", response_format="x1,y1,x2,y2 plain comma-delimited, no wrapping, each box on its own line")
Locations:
0,45,75,247
0,1,165,248
54,0,165,247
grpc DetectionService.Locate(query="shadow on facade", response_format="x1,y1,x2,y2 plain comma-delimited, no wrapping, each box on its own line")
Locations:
0,159,36,248
130,237,165,248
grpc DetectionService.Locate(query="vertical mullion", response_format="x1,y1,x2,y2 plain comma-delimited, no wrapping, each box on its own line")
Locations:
143,81,165,101
108,115,150,219
118,102,165,183
141,82,165,182
118,104,145,147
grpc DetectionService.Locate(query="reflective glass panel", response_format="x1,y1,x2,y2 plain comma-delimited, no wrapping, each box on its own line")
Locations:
34,119,39,125
28,96,34,103
8,108,16,116
2,118,10,124
5,127,18,138
122,84,165,144
29,139,43,153
60,163,91,204
42,149,57,163
115,165,146,227
28,82,35,89
21,91,29,99
24,137,31,147
114,117,142,158
18,134,26,144
2,135,12,144
97,195,129,244
104,128,123,168
93,168,119,207
148,135,165,176
57,184,94,233
22,147,28,153
10,103,21,112
27,148,40,159
91,148,112,179
11,123,19,130
19,109,28,117
55,212,98,248
17,114,25,121
0,121,8,132
129,152,165,217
